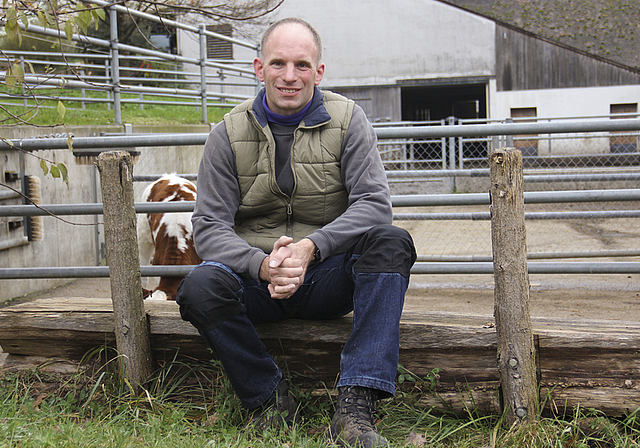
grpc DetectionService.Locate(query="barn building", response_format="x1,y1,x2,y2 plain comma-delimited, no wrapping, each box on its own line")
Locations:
182,0,640,130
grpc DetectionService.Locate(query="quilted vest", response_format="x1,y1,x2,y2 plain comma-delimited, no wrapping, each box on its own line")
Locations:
224,91,354,253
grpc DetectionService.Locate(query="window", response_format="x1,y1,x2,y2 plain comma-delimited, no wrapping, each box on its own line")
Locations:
610,103,638,154
206,24,233,60
510,107,538,156
148,20,177,54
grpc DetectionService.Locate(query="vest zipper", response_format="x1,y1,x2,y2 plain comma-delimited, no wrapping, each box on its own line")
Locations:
286,203,293,236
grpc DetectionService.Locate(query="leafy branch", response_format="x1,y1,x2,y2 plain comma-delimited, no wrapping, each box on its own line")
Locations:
1,137,70,186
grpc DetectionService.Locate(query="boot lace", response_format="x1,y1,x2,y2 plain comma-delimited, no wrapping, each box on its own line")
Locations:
338,386,378,432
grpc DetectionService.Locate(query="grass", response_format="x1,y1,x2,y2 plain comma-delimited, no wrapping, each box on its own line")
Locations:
1,352,638,448
0,87,234,126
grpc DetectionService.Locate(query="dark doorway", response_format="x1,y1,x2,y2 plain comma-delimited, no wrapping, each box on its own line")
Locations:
401,83,487,122
401,82,488,162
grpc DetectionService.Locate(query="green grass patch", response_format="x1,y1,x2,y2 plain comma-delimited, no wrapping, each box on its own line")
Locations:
1,87,234,126
1,354,638,447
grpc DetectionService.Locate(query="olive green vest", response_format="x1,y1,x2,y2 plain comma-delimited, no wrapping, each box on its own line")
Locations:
224,91,354,253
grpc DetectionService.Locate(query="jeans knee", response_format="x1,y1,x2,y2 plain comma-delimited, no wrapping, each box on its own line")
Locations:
352,225,417,277
176,264,244,331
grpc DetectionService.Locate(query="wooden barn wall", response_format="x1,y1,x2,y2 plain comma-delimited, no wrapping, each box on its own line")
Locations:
329,86,401,123
495,25,640,91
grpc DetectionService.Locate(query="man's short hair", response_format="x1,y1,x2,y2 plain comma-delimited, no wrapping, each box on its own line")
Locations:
261,18,323,65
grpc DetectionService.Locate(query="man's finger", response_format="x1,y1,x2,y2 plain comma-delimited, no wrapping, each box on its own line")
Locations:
269,236,294,267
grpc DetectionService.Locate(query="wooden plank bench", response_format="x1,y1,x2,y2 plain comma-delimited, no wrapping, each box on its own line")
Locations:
0,297,638,416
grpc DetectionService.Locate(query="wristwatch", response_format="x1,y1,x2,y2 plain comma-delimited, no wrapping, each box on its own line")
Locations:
313,246,321,262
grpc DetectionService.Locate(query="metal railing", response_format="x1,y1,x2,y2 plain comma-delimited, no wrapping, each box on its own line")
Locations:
0,0,260,124
377,114,640,171
1,117,639,280
1,188,640,278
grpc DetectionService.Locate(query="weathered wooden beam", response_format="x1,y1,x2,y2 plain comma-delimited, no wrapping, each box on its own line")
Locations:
490,148,539,424
97,151,153,389
0,298,638,416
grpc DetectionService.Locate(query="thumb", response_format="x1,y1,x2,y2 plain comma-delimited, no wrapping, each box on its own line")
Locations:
270,236,293,267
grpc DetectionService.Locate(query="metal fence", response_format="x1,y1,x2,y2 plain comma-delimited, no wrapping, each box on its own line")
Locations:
377,113,640,171
372,116,640,264
1,117,640,280
0,0,259,124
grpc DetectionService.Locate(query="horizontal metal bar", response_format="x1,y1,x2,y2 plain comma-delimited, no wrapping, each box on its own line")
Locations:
2,51,109,60
524,173,640,183
2,189,639,217
4,117,640,151
524,189,640,203
395,212,490,220
0,265,194,279
1,134,208,151
386,169,640,183
0,236,29,252
392,193,489,207
0,191,21,201
120,83,251,100
394,210,640,220
411,262,640,274
134,175,198,182
418,249,640,262
9,75,112,91
375,118,640,139
3,262,640,279
386,169,489,178
9,76,252,100
0,202,194,217
131,170,640,184
393,189,640,207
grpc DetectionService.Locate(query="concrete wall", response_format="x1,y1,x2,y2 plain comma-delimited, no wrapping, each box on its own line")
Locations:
178,0,496,89
492,83,640,155
0,124,210,303
263,0,496,88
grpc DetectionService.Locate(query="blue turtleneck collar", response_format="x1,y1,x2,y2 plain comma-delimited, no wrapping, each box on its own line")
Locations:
252,87,331,128
262,93,313,126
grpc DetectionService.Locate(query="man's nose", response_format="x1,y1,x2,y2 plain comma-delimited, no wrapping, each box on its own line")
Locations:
282,63,297,82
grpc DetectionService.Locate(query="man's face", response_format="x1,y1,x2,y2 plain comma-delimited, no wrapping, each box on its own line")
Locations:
254,23,325,116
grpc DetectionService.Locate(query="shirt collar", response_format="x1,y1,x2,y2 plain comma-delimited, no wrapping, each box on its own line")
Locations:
252,87,331,128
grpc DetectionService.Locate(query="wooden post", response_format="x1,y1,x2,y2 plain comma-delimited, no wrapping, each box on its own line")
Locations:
97,151,152,390
490,148,538,424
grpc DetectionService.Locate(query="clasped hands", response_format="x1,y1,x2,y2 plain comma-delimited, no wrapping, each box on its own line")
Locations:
259,236,316,300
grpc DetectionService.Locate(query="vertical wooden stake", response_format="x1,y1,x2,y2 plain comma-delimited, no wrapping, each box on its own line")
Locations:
97,151,152,390
490,148,538,424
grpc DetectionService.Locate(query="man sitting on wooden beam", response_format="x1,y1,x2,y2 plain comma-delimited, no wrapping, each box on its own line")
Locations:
176,17,416,448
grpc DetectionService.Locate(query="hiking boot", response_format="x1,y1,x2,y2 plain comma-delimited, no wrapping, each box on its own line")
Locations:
329,386,388,447
249,379,300,431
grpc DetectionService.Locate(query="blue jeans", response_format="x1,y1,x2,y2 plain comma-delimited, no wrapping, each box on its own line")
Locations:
176,225,416,409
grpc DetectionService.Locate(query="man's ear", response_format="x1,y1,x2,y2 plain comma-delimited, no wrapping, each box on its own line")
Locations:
254,57,265,82
314,63,325,86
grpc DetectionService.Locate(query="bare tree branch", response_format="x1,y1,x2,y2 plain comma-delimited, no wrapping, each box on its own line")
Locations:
0,181,101,226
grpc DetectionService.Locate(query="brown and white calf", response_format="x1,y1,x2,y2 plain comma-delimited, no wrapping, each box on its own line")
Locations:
137,174,201,300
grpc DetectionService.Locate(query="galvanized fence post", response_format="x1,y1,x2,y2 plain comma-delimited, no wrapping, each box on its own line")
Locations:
96,151,152,391
199,24,208,123
447,116,456,169
490,147,539,425
105,60,111,110
20,57,27,107
109,6,122,125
